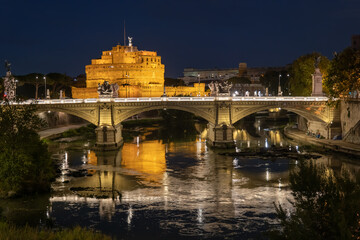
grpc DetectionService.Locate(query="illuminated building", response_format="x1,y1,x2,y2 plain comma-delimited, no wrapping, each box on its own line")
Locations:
181,63,289,96
72,41,205,98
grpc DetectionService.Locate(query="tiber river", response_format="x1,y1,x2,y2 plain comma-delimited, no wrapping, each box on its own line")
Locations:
0,115,359,239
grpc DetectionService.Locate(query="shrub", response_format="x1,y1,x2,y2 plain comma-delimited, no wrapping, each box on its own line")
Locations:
0,222,111,240
0,102,54,197
270,160,360,239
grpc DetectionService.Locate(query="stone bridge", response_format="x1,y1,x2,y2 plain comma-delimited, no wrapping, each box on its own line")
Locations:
23,96,340,149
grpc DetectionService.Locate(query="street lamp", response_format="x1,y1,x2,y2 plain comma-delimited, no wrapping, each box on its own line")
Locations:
15,79,18,99
35,75,38,99
278,74,282,96
43,76,47,99
286,74,290,96
197,74,200,96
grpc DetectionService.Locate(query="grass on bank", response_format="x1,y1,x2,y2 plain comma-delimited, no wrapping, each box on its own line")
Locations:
61,124,97,139
0,222,111,240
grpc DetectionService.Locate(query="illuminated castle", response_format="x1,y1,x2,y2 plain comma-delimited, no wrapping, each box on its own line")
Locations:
72,39,205,98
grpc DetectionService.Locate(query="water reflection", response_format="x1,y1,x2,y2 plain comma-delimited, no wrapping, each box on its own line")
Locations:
2,121,360,239
46,129,297,238
233,129,284,148
121,141,166,185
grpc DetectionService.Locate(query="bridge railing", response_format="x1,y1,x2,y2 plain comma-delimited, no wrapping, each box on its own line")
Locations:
4,96,329,105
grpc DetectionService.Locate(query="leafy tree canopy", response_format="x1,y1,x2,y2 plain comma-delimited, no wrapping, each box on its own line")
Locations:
260,70,290,95
14,73,75,98
324,47,360,99
73,74,86,88
14,73,44,87
164,78,186,87
0,102,54,197
289,53,330,96
270,160,360,240
228,76,251,85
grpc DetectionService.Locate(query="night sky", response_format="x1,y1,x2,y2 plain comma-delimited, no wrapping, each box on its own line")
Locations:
1,0,359,78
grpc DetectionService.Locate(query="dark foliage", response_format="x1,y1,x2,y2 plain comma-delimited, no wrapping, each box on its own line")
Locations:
270,160,360,240
324,47,360,99
0,101,54,196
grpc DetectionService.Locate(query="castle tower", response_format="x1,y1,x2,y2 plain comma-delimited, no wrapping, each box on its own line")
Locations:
85,43,165,90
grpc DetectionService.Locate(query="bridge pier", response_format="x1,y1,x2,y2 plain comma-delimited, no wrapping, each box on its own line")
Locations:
94,124,123,151
207,123,235,148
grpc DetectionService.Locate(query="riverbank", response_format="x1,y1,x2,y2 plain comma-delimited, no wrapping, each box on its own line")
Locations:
284,127,360,156
38,124,89,140
0,221,110,240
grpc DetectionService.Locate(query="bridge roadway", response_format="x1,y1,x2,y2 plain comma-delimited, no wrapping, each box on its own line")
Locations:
12,96,340,149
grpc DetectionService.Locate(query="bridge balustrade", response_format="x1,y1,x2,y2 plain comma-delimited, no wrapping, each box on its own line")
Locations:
4,96,341,150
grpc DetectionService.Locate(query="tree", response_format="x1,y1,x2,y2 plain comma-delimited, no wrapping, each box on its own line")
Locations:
15,73,44,99
324,47,360,99
270,160,360,240
164,78,186,87
46,73,73,98
228,76,251,85
73,74,87,88
260,70,290,95
0,101,54,197
289,53,330,96
15,73,74,99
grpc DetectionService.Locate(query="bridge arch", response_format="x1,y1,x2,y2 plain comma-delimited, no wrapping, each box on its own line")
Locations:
36,106,98,125
113,104,215,126
231,105,329,124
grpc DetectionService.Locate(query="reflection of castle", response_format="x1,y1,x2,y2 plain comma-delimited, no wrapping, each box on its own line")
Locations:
72,42,205,98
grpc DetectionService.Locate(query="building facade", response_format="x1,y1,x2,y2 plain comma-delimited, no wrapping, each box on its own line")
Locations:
180,63,287,96
73,43,205,98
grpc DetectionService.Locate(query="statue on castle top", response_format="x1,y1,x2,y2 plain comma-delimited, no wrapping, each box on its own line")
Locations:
128,37,133,47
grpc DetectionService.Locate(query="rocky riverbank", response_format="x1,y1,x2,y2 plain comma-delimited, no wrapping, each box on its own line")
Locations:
219,147,322,160
284,128,360,156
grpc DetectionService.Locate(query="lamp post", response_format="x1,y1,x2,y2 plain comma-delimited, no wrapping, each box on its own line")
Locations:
15,79,18,99
286,74,290,96
35,75,39,99
43,76,47,99
278,74,282,96
197,73,200,96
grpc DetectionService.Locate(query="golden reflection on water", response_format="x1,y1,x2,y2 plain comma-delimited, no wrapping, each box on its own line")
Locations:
233,129,251,141
87,140,166,182
85,140,167,185
233,129,284,147
121,140,166,184
269,130,282,145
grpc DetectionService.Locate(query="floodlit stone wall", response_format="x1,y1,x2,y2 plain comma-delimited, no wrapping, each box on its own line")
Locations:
72,44,206,98
341,99,360,143
86,45,164,90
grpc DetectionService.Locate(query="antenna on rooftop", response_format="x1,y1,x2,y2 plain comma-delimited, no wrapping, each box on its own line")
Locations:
123,20,126,46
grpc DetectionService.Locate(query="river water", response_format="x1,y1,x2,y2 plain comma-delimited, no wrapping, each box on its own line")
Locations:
1,117,359,239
